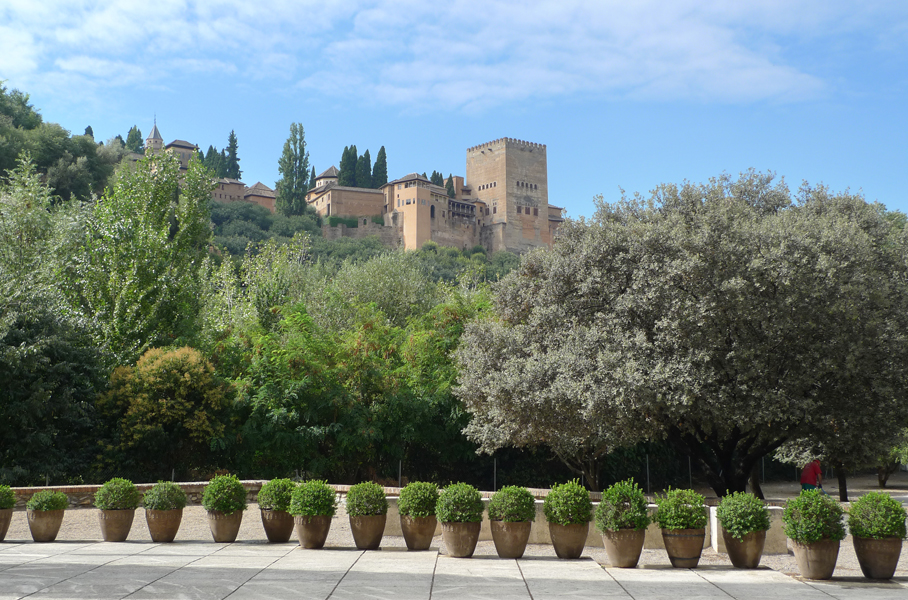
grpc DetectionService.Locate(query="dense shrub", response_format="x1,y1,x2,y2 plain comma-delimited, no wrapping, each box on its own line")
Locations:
847,492,907,540
544,480,592,526
143,481,187,511
346,482,388,517
398,482,439,518
290,480,337,517
595,479,649,532
94,477,141,510
782,490,846,543
488,486,536,522
436,482,484,523
27,490,68,511
257,479,296,512
0,485,15,510
716,492,770,540
654,488,707,530
202,474,247,515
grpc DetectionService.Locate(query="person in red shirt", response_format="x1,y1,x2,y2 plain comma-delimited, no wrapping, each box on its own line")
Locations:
800,459,823,491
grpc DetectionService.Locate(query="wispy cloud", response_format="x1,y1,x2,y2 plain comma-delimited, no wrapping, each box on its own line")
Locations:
3,0,906,111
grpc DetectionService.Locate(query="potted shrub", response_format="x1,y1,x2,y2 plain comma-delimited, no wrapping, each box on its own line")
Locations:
544,480,593,559
0,485,15,542
26,490,68,542
202,474,247,543
436,482,484,558
289,480,337,549
595,479,650,568
94,477,142,542
782,489,846,580
397,481,440,551
143,481,187,543
257,479,296,543
654,488,707,568
716,492,770,568
847,491,907,579
488,485,536,558
346,482,388,550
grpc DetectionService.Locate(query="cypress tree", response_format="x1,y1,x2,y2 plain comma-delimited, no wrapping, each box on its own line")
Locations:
446,174,455,198
355,149,372,188
217,149,228,178
125,126,143,153
275,122,311,216
224,130,241,180
84,125,94,139
430,170,444,186
338,145,357,186
372,146,388,188
309,166,316,189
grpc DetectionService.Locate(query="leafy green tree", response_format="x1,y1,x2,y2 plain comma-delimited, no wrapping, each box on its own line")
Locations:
84,125,93,138
0,157,55,294
445,174,455,198
224,129,241,180
372,146,388,188
97,347,231,480
455,171,908,497
355,149,371,188
309,166,317,189
113,134,125,148
61,151,213,364
338,145,357,186
124,125,143,153
430,171,444,186
275,122,311,215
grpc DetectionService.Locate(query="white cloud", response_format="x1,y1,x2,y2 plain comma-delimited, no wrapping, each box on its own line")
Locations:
2,0,905,111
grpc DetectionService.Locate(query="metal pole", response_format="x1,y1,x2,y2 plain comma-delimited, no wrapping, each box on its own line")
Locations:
398,461,402,488
172,469,175,482
762,457,765,484
688,456,692,489
493,458,497,491
646,454,651,494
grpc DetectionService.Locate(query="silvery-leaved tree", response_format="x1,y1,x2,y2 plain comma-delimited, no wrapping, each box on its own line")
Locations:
62,150,213,364
455,170,908,497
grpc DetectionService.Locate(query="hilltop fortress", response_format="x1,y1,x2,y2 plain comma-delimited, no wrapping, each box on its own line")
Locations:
307,137,564,254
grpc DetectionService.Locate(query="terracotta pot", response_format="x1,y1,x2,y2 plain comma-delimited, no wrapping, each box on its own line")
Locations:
400,515,437,551
260,509,294,543
791,539,840,580
601,528,646,568
98,509,135,542
350,514,387,550
27,509,65,542
207,510,243,543
490,520,532,559
0,508,13,542
145,509,183,543
853,537,903,580
441,521,481,558
722,529,766,569
295,515,332,549
549,522,589,559
662,528,705,568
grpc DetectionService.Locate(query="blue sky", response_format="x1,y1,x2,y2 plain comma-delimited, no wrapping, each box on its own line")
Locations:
1,1,906,218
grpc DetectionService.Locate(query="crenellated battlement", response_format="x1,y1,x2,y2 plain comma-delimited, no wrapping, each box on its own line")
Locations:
468,137,546,152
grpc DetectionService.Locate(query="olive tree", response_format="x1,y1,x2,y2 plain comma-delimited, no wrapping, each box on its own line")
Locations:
455,171,908,496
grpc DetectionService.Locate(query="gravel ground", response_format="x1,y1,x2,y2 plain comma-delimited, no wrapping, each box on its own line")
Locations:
4,471,906,581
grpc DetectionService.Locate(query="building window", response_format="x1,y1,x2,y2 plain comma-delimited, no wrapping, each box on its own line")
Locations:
493,207,496,214
327,204,330,216
431,205,435,218
534,207,539,216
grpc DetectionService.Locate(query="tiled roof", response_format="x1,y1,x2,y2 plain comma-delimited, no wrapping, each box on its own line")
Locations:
217,177,244,185
316,166,339,179
147,124,163,141
244,182,276,199
166,139,198,150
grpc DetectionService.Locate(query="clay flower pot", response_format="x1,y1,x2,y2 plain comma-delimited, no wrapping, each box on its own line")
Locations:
601,528,646,568
722,529,766,569
490,520,532,559
662,528,705,568
28,509,65,542
441,521,481,558
145,509,183,543
853,537,903,580
98,509,135,542
207,510,244,543
261,509,295,543
350,514,387,550
791,539,840,580
295,515,332,549
0,508,13,542
549,522,590,559
400,515,437,551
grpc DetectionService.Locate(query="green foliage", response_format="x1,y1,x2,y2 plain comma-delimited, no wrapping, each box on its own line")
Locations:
275,122,310,216
338,145,357,187
455,171,908,497
257,479,297,511
0,485,15,509
445,174,455,198
346,482,388,517
543,480,592,526
97,347,231,481
202,474,247,514
488,486,536,522
143,481,187,511
290,480,337,517
124,125,143,153
355,149,372,188
782,490,846,543
398,482,440,518
326,215,358,228
372,147,388,188
224,130,241,180
654,488,707,530
94,478,141,510
436,482,484,523
847,492,907,540
716,492,770,540
27,490,68,511
595,479,649,532
371,215,384,225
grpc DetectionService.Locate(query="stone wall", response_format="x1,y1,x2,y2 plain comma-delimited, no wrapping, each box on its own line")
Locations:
320,222,400,248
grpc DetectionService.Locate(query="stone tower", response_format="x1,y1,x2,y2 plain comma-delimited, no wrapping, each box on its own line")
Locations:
467,138,549,253
146,120,164,154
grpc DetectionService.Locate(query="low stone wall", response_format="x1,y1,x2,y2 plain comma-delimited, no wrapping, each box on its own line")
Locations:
10,481,268,510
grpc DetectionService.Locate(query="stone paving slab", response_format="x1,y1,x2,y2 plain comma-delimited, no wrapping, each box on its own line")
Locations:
0,540,905,600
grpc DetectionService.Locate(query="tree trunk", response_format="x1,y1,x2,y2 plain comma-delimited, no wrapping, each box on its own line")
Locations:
834,462,848,502
877,463,897,488
749,462,765,500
